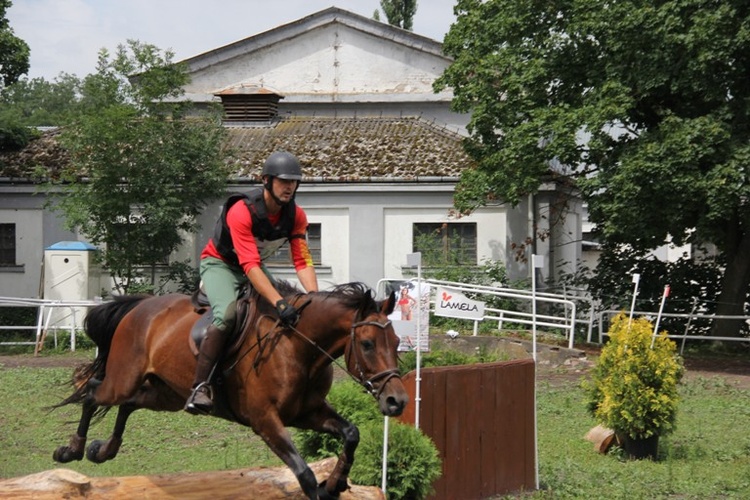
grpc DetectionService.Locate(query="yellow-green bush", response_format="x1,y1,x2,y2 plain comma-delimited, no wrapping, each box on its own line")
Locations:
585,313,684,440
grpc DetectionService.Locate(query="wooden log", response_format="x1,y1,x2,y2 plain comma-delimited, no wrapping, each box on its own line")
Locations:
0,457,384,499
584,425,616,454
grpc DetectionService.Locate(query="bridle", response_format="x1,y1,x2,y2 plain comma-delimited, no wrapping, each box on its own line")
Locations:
279,315,402,399
346,319,402,398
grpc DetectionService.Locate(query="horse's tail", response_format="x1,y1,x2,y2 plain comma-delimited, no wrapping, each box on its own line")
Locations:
53,295,147,409
84,295,146,351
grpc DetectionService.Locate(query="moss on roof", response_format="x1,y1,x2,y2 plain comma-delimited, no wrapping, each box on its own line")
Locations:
0,116,473,182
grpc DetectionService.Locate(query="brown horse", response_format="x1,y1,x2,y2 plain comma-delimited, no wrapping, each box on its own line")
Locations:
52,282,408,499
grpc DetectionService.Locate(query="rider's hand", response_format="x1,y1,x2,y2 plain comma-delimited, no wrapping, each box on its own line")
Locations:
275,299,299,327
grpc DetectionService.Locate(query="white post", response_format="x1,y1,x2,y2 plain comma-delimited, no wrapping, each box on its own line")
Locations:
651,285,670,348
406,252,423,429
381,416,389,494
531,254,543,491
628,273,641,326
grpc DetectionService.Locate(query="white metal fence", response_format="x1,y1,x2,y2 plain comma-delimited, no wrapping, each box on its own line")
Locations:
378,278,595,349
598,309,750,354
0,296,102,353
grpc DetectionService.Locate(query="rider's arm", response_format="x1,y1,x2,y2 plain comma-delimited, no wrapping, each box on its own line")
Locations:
246,266,285,306
290,207,318,293
296,266,318,293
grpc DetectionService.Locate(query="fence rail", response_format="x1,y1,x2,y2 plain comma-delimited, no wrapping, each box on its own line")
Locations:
598,309,750,354
0,296,102,353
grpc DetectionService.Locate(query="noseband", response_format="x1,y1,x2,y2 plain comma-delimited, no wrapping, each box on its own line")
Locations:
347,319,402,398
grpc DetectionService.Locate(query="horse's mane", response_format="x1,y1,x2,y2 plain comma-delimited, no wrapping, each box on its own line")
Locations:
325,282,379,317
253,281,378,318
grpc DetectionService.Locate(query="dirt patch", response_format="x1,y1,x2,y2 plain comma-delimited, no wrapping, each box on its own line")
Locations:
4,344,750,390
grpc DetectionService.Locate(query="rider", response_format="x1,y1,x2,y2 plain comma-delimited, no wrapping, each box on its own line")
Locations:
185,150,319,415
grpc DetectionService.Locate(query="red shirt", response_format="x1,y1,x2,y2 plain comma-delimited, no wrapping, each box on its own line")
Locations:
201,200,314,275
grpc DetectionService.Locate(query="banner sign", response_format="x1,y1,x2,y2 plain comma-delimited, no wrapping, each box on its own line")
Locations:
385,279,430,352
434,286,485,320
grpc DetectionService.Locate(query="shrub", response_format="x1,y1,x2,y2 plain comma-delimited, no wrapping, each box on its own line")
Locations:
584,312,684,440
398,346,505,372
295,379,382,460
294,379,442,499
351,420,442,500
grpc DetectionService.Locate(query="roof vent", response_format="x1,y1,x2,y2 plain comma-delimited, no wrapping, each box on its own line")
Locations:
214,85,284,122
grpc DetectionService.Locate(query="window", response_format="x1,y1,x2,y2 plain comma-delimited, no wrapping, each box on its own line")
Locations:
0,223,16,266
413,222,477,266
265,223,322,267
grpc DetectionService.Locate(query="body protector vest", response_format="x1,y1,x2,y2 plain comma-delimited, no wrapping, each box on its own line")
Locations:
211,188,297,268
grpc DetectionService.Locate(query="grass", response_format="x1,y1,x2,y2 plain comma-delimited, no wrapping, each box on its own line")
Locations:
1,351,750,499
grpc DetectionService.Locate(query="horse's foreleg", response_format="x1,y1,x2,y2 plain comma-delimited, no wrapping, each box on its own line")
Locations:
254,418,319,499
299,405,360,498
86,403,136,463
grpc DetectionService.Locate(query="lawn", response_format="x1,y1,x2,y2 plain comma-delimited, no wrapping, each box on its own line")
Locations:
1,350,749,498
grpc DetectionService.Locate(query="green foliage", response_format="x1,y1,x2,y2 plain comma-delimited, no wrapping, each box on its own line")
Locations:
294,379,441,499
379,0,417,30
2,355,750,497
351,421,441,500
436,0,750,337
0,74,83,127
584,313,684,440
0,111,37,151
398,347,504,372
48,40,229,293
0,0,30,87
0,305,36,339
588,244,729,336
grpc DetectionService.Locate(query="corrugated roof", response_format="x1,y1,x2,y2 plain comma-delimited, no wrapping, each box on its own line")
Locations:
0,116,473,182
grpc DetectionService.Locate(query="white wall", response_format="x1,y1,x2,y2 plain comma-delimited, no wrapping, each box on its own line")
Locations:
0,208,43,298
382,207,507,280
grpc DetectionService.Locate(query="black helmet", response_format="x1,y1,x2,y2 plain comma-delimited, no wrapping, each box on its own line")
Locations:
262,151,302,180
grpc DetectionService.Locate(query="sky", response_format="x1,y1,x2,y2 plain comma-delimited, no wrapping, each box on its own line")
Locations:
7,1,458,81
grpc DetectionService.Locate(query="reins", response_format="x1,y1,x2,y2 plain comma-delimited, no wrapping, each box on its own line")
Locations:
286,318,401,398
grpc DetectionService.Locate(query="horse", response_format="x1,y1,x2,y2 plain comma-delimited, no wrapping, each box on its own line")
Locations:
52,282,408,499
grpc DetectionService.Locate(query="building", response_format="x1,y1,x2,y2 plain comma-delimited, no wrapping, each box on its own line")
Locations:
0,7,584,299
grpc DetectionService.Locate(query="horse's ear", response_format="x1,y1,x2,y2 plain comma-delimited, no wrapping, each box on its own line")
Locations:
381,290,396,316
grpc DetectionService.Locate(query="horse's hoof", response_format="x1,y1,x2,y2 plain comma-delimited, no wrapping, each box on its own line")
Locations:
53,446,83,463
86,440,107,463
316,482,341,499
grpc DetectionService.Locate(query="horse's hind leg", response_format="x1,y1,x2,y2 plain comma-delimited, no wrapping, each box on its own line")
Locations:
53,398,98,463
85,403,136,463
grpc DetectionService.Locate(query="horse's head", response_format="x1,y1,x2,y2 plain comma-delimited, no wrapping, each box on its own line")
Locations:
344,289,409,417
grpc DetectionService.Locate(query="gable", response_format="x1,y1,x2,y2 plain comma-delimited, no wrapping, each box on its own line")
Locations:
181,7,453,103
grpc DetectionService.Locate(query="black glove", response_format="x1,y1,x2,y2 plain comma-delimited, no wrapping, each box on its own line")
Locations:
275,299,299,327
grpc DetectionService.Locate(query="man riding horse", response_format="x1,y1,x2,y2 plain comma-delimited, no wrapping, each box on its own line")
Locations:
185,150,319,415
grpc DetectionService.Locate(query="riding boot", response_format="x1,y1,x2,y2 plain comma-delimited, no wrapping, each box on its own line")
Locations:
184,324,228,415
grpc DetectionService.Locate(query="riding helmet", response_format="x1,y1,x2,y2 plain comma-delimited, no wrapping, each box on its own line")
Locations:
262,151,303,180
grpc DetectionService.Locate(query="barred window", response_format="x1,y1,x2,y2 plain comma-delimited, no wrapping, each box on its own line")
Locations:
265,223,322,267
0,223,16,266
413,222,477,266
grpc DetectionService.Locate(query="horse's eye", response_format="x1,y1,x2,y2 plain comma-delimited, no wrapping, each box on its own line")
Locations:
361,339,375,351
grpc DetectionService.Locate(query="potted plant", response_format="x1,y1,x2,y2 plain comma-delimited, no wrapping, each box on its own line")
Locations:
584,312,684,459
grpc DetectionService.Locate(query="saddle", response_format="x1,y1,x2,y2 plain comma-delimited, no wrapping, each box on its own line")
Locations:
188,285,256,358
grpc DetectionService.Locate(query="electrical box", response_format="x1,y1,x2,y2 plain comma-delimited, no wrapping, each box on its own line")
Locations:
43,241,102,328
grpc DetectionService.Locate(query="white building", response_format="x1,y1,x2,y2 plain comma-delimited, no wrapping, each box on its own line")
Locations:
0,7,584,299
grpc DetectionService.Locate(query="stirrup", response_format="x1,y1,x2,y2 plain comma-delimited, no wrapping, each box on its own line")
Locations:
184,382,213,415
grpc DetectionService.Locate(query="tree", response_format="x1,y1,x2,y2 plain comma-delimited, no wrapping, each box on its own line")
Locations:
435,0,750,338
0,74,82,126
53,40,229,293
0,0,29,87
379,0,418,31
